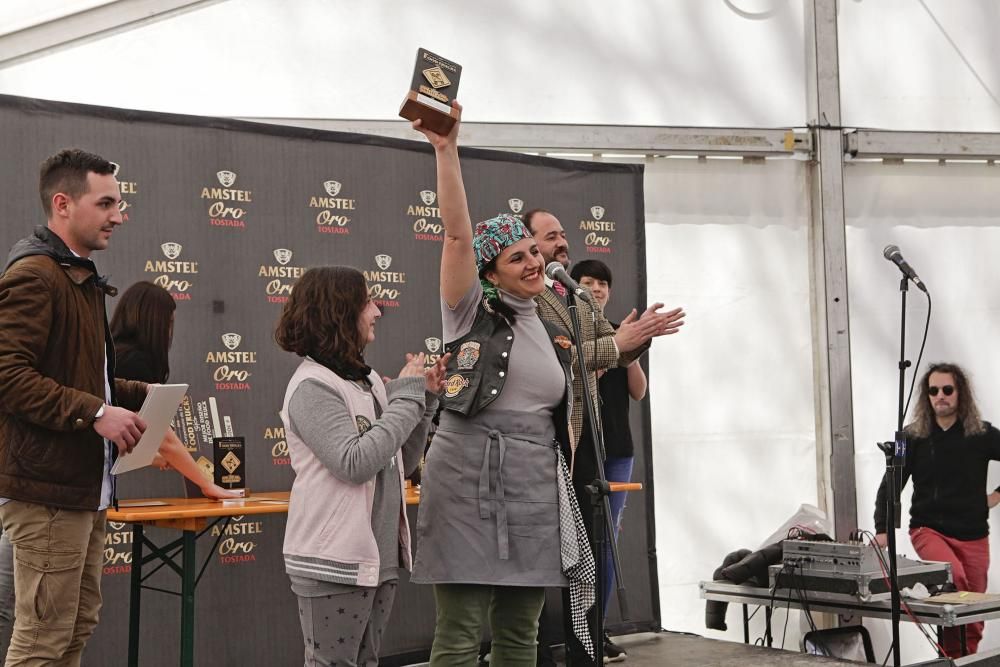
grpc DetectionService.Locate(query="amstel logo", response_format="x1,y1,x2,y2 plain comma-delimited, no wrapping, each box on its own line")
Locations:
508,198,524,215
407,189,443,242
258,248,305,304
265,425,289,466
363,254,406,308
205,332,256,391
200,169,253,230
112,162,139,223
309,178,356,234
103,521,133,575
143,242,198,300
211,514,262,565
579,203,615,254
424,336,443,368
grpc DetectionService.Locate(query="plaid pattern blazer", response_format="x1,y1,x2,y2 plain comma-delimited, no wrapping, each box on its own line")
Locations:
534,286,643,453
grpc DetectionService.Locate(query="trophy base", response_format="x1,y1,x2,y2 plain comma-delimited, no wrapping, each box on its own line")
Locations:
399,91,458,135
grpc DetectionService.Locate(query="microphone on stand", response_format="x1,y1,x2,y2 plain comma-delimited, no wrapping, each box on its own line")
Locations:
883,245,928,293
545,261,595,304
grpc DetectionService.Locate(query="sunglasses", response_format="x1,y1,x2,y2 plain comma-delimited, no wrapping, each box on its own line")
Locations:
928,385,955,397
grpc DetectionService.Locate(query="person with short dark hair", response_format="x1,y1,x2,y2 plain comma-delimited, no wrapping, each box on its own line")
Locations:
874,362,1000,657
276,266,447,667
570,259,647,662
0,148,148,664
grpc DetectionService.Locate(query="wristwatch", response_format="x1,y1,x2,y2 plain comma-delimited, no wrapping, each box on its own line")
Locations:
94,404,106,421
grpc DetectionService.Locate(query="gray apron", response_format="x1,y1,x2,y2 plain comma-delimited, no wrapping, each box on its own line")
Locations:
411,409,568,587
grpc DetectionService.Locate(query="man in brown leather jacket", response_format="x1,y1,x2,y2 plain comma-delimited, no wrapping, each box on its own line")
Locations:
0,149,147,665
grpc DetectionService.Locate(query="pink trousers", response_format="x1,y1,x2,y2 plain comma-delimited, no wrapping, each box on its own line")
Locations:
910,526,990,657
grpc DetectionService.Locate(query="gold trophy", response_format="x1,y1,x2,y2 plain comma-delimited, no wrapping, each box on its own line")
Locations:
399,48,462,135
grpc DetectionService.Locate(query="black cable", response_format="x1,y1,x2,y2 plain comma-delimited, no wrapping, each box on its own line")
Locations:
859,530,943,655
795,562,817,633
902,291,933,420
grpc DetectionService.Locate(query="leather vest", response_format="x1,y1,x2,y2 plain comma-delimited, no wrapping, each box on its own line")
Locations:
440,301,574,446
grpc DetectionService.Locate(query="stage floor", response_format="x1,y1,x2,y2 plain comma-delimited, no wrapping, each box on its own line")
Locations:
600,632,867,666
405,631,867,666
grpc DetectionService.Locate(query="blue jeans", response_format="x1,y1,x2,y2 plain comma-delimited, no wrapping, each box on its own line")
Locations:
602,456,634,617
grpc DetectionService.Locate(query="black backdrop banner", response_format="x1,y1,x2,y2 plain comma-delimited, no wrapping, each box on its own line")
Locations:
0,94,657,666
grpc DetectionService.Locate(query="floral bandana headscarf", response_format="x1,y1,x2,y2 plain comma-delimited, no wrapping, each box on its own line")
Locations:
472,213,532,274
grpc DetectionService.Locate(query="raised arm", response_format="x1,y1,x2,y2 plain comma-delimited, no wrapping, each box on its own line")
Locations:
411,102,477,308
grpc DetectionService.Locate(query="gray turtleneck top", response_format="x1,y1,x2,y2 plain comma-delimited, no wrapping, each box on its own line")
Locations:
443,281,564,416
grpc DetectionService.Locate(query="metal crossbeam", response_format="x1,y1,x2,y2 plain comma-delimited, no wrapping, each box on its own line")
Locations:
847,130,1000,160
0,0,227,69
238,117,813,157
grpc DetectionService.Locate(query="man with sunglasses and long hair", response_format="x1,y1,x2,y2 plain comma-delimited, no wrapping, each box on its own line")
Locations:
874,362,1000,657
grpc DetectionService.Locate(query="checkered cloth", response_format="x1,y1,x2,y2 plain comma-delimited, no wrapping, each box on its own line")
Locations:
556,447,596,659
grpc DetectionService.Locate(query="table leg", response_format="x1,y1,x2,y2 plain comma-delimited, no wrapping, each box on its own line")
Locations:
960,625,968,656
742,605,750,644
764,607,773,647
936,626,944,657
180,530,195,667
128,524,144,667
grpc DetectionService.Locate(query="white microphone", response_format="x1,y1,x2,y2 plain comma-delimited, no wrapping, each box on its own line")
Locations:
883,245,927,293
545,261,594,303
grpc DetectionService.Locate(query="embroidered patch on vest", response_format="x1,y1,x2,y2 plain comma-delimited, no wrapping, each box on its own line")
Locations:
457,341,481,369
355,415,372,433
444,374,470,398
553,335,572,349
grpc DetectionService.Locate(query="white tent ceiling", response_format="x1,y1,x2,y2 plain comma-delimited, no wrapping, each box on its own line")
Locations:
1,0,997,130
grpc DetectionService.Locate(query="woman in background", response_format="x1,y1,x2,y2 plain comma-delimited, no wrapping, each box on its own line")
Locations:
276,266,447,667
109,281,239,498
571,259,647,662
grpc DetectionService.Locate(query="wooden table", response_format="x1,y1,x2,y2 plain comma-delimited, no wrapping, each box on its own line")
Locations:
109,492,292,667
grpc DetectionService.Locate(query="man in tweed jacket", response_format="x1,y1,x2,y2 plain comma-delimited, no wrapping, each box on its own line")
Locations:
526,207,684,667
525,209,684,459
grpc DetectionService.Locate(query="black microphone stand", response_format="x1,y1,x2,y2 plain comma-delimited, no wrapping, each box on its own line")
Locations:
878,275,910,667
564,290,630,665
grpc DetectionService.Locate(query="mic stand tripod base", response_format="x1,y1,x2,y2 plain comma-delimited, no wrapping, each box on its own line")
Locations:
586,478,614,665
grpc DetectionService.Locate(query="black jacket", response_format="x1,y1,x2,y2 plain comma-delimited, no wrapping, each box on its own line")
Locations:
874,421,1000,540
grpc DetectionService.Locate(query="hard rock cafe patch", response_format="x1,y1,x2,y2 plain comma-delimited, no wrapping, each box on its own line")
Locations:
356,415,373,434
444,374,470,398
457,341,481,370
553,335,572,349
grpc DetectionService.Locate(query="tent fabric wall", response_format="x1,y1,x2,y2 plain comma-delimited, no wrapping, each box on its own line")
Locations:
642,156,819,649
847,160,1000,662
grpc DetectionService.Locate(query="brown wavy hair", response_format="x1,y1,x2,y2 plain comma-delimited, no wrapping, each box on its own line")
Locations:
274,266,369,373
110,281,176,382
906,362,985,438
